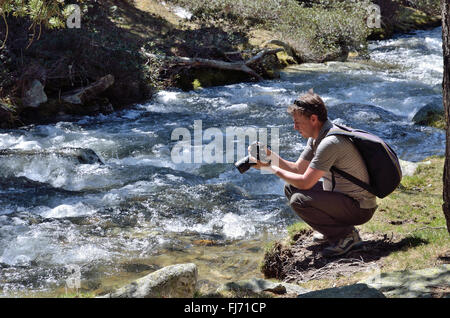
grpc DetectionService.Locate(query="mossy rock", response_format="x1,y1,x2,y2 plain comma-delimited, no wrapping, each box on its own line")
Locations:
370,6,441,40
175,67,253,91
394,6,441,33
412,102,445,130
263,40,301,65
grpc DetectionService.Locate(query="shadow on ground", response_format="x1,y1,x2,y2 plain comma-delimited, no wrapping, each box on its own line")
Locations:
261,229,428,284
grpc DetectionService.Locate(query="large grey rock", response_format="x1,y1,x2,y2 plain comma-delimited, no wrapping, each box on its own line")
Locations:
100,263,198,298
218,278,311,296
0,147,105,165
399,159,432,177
412,102,444,126
359,265,450,298
328,103,402,123
297,283,385,298
399,159,418,177
22,79,48,108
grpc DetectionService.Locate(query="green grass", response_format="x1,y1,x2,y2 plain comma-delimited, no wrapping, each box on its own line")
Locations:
276,156,449,290
362,156,450,270
286,222,311,243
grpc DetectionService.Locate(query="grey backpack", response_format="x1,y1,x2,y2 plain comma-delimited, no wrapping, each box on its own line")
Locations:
327,124,402,198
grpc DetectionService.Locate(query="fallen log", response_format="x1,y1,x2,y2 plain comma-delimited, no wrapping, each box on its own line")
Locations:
141,48,284,81
62,74,114,105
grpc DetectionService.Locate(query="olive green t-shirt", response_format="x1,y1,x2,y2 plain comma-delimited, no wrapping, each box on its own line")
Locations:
300,120,377,209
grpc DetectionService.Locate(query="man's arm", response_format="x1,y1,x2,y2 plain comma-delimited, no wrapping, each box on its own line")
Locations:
263,165,325,190
267,148,310,174
249,147,324,189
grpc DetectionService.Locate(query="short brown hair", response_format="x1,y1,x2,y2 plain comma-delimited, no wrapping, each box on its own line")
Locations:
287,89,327,122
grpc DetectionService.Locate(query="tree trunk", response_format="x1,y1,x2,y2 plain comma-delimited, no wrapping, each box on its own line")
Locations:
141,48,284,81
442,0,450,234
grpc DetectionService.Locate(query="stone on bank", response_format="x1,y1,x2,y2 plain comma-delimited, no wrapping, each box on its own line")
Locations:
359,264,450,298
217,278,311,296
98,263,197,298
297,283,385,298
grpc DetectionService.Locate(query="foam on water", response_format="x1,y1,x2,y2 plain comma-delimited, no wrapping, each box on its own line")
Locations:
0,26,445,295
0,134,42,150
0,226,53,266
160,208,258,240
0,218,114,268
369,28,443,87
39,202,96,219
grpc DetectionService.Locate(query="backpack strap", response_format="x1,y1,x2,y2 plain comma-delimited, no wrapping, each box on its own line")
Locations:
326,124,375,194
330,166,375,194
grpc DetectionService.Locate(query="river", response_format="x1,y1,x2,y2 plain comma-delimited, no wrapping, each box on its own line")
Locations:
0,26,444,296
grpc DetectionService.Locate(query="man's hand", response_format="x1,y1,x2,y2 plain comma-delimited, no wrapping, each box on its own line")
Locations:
247,143,272,170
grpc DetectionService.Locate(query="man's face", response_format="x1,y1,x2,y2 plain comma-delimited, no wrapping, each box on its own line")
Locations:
293,112,315,139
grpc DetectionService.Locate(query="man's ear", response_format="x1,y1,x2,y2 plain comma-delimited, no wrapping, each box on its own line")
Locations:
310,114,319,123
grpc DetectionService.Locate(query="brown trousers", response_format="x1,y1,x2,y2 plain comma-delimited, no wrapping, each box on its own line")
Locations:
284,182,376,242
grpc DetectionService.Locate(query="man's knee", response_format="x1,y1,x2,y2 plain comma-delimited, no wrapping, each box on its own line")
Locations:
289,192,312,208
288,192,313,219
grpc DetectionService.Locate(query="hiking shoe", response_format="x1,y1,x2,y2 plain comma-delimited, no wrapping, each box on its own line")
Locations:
312,231,328,243
320,229,362,257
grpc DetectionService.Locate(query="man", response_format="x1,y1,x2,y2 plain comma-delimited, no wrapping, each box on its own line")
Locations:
249,89,377,257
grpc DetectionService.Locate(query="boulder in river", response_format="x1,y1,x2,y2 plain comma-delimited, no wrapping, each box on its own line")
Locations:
328,103,402,124
98,263,198,298
0,147,105,165
412,101,444,128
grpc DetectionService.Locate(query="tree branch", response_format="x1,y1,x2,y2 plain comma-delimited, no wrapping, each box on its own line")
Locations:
141,48,284,81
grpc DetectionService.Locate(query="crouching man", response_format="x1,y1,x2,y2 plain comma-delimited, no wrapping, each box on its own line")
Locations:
249,89,377,257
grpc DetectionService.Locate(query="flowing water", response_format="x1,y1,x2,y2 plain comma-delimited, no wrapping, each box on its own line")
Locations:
0,27,444,296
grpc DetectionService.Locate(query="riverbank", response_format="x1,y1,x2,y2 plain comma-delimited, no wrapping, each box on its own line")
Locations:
0,0,442,128
257,156,449,296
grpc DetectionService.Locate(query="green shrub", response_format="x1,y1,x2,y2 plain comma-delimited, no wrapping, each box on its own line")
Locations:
165,0,371,62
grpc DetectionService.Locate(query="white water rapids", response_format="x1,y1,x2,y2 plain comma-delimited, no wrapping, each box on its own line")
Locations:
0,27,444,296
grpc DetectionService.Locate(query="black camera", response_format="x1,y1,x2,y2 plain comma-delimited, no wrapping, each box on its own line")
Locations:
234,155,256,174
234,142,270,174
